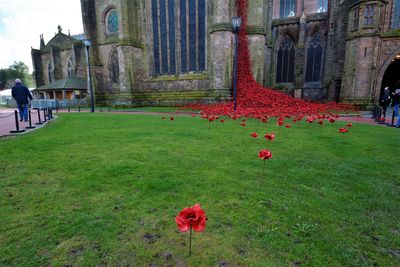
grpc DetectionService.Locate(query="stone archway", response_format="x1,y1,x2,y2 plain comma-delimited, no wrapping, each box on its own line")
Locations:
374,46,400,103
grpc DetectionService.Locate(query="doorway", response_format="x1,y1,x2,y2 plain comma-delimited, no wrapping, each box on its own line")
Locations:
380,54,400,99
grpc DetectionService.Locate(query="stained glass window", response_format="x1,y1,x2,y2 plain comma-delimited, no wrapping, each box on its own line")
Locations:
67,60,74,78
352,7,360,29
152,0,206,76
280,0,296,18
305,34,323,82
110,49,119,83
392,0,400,29
317,0,328,13
48,62,54,83
107,9,119,33
364,4,375,26
276,36,295,83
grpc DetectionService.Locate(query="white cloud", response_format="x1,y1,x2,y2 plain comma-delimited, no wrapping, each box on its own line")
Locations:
0,0,83,72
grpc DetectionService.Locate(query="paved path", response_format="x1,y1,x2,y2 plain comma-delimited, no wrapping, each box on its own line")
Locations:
0,108,396,138
0,108,54,138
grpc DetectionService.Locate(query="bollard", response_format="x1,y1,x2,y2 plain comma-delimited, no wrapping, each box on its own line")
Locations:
26,109,35,129
36,109,43,125
43,109,47,122
390,109,395,127
10,110,25,133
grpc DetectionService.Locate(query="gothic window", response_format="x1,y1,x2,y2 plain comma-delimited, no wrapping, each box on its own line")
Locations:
305,34,323,82
47,62,54,83
364,4,375,26
352,7,360,30
317,0,328,13
67,60,74,78
106,9,119,34
391,0,400,29
151,0,205,76
109,49,119,84
279,0,296,18
276,36,295,83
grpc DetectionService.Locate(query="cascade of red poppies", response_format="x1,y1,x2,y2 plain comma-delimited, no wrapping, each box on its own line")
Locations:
186,0,354,118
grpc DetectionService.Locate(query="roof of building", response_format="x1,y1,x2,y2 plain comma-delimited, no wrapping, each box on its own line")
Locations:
35,77,87,91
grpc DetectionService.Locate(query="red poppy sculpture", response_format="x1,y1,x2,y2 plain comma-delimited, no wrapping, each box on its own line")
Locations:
175,204,207,256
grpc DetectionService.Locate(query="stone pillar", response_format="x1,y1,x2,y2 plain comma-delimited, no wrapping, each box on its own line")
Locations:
208,0,234,91
247,0,267,84
295,11,307,96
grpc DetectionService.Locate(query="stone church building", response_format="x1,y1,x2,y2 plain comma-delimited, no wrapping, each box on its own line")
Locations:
33,0,400,108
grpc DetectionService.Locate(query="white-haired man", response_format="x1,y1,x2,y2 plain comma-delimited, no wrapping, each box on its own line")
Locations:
11,78,32,121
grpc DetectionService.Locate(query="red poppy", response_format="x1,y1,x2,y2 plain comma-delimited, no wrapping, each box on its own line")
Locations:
192,114,196,117
318,120,324,125
346,123,353,127
264,132,275,141
329,118,335,123
170,116,175,121
338,127,348,133
162,116,166,120
258,149,272,160
250,132,258,138
241,122,246,127
380,117,385,122
175,204,207,232
220,119,225,123
285,124,292,128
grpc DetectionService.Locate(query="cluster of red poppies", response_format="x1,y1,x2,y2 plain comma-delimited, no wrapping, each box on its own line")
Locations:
186,0,354,122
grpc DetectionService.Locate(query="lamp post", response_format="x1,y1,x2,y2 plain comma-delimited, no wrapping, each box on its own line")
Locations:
231,17,241,112
83,39,95,113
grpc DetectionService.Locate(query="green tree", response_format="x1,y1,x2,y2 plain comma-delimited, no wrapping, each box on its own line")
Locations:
0,61,35,89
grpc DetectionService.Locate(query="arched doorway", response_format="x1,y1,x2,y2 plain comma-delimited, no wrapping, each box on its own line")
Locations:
380,53,400,101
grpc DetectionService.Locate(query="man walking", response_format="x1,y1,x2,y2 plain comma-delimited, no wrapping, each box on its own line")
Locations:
11,78,32,122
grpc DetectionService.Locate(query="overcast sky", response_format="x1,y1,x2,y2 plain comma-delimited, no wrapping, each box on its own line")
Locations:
0,0,84,73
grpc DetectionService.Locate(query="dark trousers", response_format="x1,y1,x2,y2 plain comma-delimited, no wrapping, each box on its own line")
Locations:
17,103,28,121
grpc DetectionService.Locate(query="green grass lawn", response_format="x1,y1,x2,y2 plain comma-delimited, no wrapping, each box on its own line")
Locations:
0,113,399,266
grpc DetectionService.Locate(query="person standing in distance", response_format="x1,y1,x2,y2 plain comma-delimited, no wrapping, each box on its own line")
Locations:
11,78,32,122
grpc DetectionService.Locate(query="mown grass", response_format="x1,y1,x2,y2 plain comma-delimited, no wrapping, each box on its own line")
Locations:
0,113,399,266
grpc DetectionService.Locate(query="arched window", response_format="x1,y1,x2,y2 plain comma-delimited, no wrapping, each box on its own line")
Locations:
109,48,119,84
305,34,323,82
67,60,74,78
276,36,295,83
392,0,400,29
280,0,296,18
48,62,54,83
317,0,328,13
106,9,119,34
151,0,206,75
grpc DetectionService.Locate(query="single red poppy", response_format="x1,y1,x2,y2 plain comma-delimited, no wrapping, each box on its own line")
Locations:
338,127,348,133
329,118,335,123
175,204,207,232
346,123,353,127
250,132,258,138
258,149,272,160
318,120,324,125
220,119,225,123
241,123,246,127
264,132,275,141
285,124,292,128
170,116,175,121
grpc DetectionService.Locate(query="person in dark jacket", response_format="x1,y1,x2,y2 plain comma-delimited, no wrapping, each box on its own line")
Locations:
381,87,391,117
11,78,32,121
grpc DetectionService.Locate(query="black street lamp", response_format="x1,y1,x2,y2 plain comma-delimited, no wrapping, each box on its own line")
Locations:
83,39,95,113
231,17,242,112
